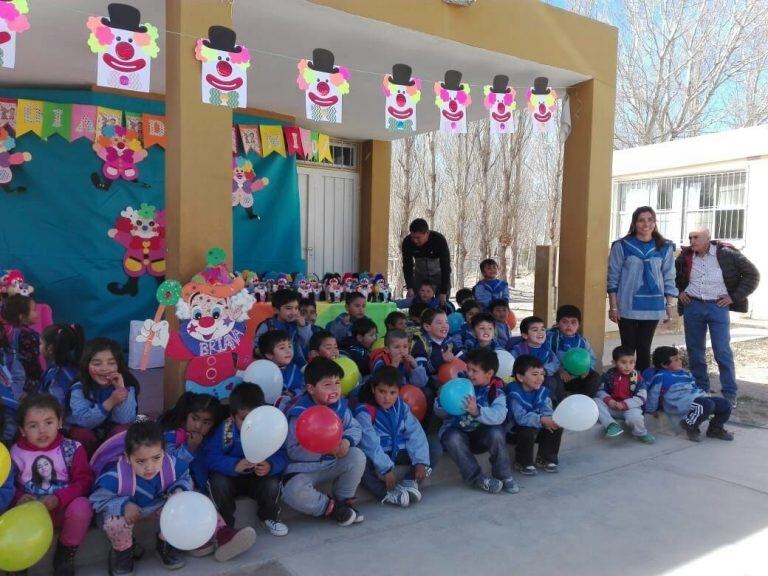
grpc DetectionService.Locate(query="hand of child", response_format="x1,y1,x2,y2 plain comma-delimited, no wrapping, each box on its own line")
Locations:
109,372,126,389
390,353,404,367
124,502,142,525
442,350,455,363
334,438,350,459
405,354,419,369
41,495,59,511
414,464,428,482
186,430,203,452
254,461,271,477
17,494,35,505
383,470,397,491
235,459,256,474
558,369,573,383
296,314,307,327
540,416,559,431
109,387,129,406
464,394,479,417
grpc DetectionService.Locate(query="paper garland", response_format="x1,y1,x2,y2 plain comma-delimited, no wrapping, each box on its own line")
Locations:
434,70,471,134
15,99,42,136
526,76,558,133
41,102,72,141
195,26,250,109
0,0,31,70
71,105,97,142
283,126,302,157
297,49,350,123
483,75,516,134
383,64,420,132
142,113,166,148
0,98,16,129
260,125,286,157
240,125,262,156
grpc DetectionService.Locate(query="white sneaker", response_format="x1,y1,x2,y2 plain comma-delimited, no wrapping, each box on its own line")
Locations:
399,480,422,503
262,519,289,537
381,487,410,507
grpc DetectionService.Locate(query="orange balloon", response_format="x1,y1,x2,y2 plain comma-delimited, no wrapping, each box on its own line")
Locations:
400,385,427,421
437,358,467,385
506,310,517,330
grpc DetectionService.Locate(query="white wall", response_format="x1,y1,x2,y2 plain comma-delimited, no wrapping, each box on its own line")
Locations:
745,159,768,319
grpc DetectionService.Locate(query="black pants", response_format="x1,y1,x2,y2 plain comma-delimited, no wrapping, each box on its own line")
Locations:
513,426,563,466
618,318,659,373
552,369,601,403
684,396,731,429
208,472,282,527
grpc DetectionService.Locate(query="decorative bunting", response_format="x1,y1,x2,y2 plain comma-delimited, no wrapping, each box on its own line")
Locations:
526,76,558,133
310,131,319,162
70,105,97,141
41,102,72,141
317,133,333,163
283,126,303,157
260,125,286,157
239,125,262,156
142,113,166,148
15,99,43,137
86,4,159,93
125,111,143,142
383,64,420,132
0,98,17,130
483,75,516,134
297,48,350,123
195,26,250,109
95,106,123,135
299,128,312,160
434,70,471,134
0,0,31,70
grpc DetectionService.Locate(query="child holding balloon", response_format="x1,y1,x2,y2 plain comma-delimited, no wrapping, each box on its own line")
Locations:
11,393,93,576
283,358,366,526
259,330,304,397
546,305,601,401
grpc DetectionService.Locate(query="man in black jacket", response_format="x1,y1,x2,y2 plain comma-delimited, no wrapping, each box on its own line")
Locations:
401,219,452,305
675,228,760,406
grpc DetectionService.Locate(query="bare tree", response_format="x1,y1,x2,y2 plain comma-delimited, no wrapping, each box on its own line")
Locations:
476,120,500,261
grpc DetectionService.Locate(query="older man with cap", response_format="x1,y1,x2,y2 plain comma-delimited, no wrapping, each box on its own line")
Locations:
676,228,760,406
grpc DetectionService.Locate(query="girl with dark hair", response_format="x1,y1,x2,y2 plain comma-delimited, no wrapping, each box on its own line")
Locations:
607,206,678,372
40,323,86,408
0,293,42,391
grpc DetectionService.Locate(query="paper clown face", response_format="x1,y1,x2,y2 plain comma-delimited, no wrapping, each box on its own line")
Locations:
434,70,471,134
483,75,517,134
195,26,250,109
526,76,558,132
297,48,350,123
382,64,421,132
0,0,30,69
86,4,159,93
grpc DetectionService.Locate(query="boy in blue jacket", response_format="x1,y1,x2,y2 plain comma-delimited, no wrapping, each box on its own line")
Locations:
456,312,501,355
507,355,563,475
509,316,560,397
490,299,513,349
436,348,516,494
546,304,601,401
339,317,378,377
326,292,369,343
646,346,734,443
254,289,312,367
473,259,510,311
204,383,288,537
282,358,366,526
259,330,304,397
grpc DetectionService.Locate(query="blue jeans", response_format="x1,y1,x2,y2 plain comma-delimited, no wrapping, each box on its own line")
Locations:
441,425,512,485
683,300,737,397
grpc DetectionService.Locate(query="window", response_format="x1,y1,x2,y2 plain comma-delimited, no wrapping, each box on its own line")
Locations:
298,139,358,169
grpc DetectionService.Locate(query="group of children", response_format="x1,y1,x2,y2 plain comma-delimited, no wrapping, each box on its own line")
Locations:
0,257,733,575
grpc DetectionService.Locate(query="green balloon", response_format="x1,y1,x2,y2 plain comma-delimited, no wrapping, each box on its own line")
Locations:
562,348,591,376
0,501,54,571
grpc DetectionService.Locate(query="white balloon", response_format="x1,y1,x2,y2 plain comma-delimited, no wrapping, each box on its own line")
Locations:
495,350,515,382
159,492,217,550
243,360,283,404
241,405,288,464
553,394,599,431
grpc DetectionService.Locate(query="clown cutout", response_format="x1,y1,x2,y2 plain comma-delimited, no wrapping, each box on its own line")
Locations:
293,273,312,300
195,26,250,109
86,3,159,93
371,274,391,303
91,124,148,190
0,126,30,193
383,64,421,132
308,273,322,301
483,75,517,134
107,203,165,296
232,155,269,220
297,48,350,123
434,70,471,134
526,76,558,133
0,0,30,69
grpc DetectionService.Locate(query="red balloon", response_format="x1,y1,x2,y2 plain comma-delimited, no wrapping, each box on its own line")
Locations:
400,385,427,421
438,358,467,385
506,310,517,330
295,406,343,455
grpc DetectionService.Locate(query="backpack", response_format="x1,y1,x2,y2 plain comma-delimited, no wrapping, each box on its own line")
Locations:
410,332,454,362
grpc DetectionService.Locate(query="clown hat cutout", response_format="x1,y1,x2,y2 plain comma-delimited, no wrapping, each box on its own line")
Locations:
297,48,351,123
483,74,517,134
383,63,421,132
526,76,558,133
195,26,251,109
0,0,30,69
87,3,159,93
434,70,471,134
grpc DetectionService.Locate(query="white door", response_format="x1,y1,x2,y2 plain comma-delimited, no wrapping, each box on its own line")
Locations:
297,166,360,277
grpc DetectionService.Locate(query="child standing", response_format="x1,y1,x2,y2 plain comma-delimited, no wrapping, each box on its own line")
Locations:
646,346,734,443
595,346,654,443
546,305,600,400
456,312,501,355
473,259,510,311
282,358,366,526
508,316,559,396
326,292,368,343
40,324,85,409
354,367,431,507
204,383,288,541
259,330,304,397
12,393,93,576
507,355,563,475
489,299,513,349
340,317,378,377
1,294,42,392
254,289,312,367
308,330,340,361
68,338,138,456
436,348,516,494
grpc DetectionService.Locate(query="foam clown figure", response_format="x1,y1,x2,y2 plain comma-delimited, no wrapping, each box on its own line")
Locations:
91,124,148,190
382,63,421,132
195,26,250,109
434,70,471,134
297,48,350,123
232,155,269,220
526,76,558,134
483,74,517,134
0,268,33,297
0,0,30,69
0,126,31,193
86,3,159,93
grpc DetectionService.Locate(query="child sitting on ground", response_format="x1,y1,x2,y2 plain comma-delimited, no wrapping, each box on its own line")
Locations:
595,346,654,443
326,292,369,343
384,311,408,333
508,316,559,396
456,312,501,355
12,393,93,576
259,330,304,397
340,317,378,377
646,346,734,443
454,288,474,307
506,355,563,475
1,293,42,392
282,358,366,526
451,298,482,350
40,323,85,408
299,297,322,336
546,305,600,401
370,329,424,387
354,366,432,507
407,302,430,329
412,280,455,314
68,338,138,456
473,259,510,311
254,289,312,367
308,330,340,361
410,309,456,391
436,348,517,494
204,383,288,541
489,299,513,349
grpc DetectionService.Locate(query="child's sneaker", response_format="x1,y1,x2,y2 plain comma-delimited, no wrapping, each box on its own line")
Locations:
53,542,78,576
474,476,503,494
156,537,185,570
638,433,656,444
344,500,365,523
706,425,734,441
109,547,134,576
381,486,410,507
501,478,520,494
399,479,423,503
514,462,537,476
188,538,215,558
214,526,257,561
263,519,289,537
327,500,357,526
605,423,623,438
680,420,702,442
536,458,559,473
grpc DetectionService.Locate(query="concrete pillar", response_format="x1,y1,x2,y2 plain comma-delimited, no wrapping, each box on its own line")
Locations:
534,245,557,326
359,140,391,274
